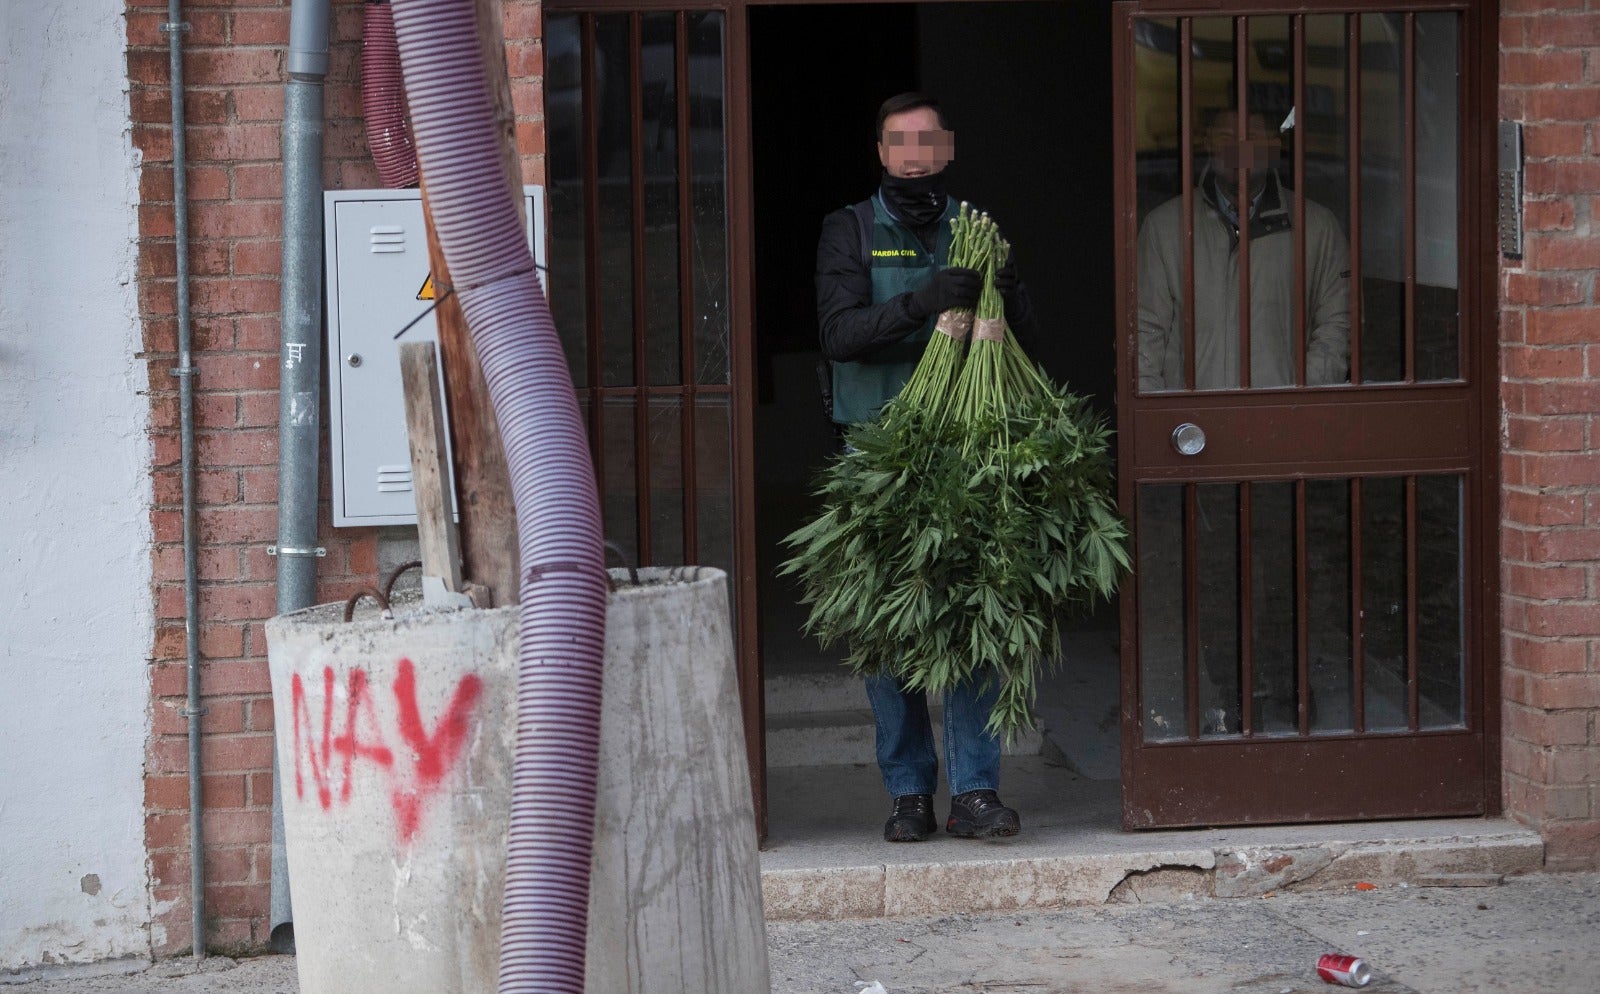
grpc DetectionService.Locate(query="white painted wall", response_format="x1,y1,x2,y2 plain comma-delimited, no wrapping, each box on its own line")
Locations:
0,0,153,973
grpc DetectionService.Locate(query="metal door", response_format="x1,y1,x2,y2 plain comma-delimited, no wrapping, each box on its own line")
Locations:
1113,1,1499,827
541,5,764,827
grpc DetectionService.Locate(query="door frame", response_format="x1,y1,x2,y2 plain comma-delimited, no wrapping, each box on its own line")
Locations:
1110,0,1503,827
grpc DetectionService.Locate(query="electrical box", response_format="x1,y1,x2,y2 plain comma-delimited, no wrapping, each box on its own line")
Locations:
325,186,547,527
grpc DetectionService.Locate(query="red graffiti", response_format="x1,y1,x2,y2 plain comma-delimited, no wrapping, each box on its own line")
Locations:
290,658,483,844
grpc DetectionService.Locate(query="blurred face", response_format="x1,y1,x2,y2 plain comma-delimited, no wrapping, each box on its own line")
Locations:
1206,110,1278,187
878,106,954,179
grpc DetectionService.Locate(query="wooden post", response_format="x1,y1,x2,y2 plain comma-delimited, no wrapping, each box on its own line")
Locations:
412,0,530,606
398,341,465,594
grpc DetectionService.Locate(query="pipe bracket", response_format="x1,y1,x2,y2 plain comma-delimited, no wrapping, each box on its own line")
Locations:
268,545,327,558
169,365,198,378
159,21,191,32
178,705,210,718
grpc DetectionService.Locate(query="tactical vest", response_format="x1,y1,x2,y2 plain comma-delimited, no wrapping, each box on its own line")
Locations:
830,194,958,425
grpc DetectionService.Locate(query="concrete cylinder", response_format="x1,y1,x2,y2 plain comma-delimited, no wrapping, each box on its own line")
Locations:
264,568,768,994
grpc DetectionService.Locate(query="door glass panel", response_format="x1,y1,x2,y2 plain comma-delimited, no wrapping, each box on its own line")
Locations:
690,12,730,385
1197,484,1241,737
551,11,732,575
642,11,683,386
1361,475,1408,730
1417,474,1465,727
1131,16,1190,394
1414,12,1460,382
1251,481,1298,735
1357,14,1406,384
1138,484,1187,741
1306,478,1353,733
546,13,589,388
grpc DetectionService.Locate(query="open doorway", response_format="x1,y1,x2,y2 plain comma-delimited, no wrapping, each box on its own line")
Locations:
750,1,1120,846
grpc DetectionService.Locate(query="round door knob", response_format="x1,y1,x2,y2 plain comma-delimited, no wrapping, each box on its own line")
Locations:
1171,422,1206,456
346,353,363,368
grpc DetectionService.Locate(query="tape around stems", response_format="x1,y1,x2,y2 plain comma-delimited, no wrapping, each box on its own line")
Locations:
974,317,1005,342
935,310,974,340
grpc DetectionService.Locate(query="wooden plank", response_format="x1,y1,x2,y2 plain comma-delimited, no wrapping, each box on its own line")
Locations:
399,341,464,594
408,0,528,607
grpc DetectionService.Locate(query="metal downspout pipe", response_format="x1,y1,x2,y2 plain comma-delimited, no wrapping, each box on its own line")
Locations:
162,0,205,962
270,0,332,949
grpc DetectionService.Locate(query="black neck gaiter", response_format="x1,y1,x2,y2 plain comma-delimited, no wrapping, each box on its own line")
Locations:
880,170,949,230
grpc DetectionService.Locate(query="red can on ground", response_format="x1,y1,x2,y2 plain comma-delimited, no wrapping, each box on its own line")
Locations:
1316,953,1372,988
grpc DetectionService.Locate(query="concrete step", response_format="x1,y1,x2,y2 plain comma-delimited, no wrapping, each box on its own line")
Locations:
766,706,1045,767
758,758,1546,921
765,668,865,716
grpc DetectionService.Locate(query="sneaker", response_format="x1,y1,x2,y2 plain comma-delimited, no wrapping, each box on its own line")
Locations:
946,789,1020,838
883,793,937,842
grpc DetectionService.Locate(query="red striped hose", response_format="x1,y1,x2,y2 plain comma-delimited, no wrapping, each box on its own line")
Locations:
361,1,419,188
389,1,609,991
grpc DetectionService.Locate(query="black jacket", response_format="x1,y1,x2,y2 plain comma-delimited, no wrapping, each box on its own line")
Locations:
814,203,1041,363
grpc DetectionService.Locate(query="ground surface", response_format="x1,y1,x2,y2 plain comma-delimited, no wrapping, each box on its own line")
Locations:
8,872,1596,994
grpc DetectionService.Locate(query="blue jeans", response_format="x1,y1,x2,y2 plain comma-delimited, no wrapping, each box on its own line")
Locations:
865,673,1002,797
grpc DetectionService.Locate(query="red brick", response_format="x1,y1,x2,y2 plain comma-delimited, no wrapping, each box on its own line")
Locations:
248,769,275,804
127,50,170,88
201,809,273,847
1526,160,1600,197
1503,735,1551,781
1504,630,1593,678
233,316,280,351
515,119,547,157
188,123,282,164
152,468,239,507
1524,592,1600,634
1521,197,1577,232
1527,86,1600,124
151,662,190,698
1520,380,1600,414
197,506,276,545
1504,490,1587,527
233,86,286,123
1509,779,1591,821
233,162,285,200
203,661,273,696
153,544,243,583
202,735,274,774
505,39,543,78
192,277,280,316
146,774,190,810
139,278,178,316
196,353,279,391
132,123,173,162
204,584,278,622
146,812,190,850
185,48,283,88
1503,51,1585,88
1530,13,1600,48
510,78,545,118
1524,454,1600,488
1504,347,1586,382
231,241,283,278
240,468,280,504
190,201,283,241
1506,563,1589,600
1542,821,1600,872
204,882,271,921
1550,745,1600,785
231,8,292,45
1503,272,1588,307
197,429,279,469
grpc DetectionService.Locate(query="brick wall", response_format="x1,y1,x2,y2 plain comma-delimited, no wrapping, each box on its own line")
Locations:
1499,1,1600,871
128,0,546,953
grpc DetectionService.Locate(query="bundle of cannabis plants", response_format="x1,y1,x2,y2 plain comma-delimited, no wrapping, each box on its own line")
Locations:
782,204,1130,737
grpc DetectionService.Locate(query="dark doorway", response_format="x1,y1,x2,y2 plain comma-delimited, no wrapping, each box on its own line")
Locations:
750,1,1122,832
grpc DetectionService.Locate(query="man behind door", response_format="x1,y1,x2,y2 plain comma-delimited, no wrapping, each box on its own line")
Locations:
1136,107,1350,391
815,92,1038,842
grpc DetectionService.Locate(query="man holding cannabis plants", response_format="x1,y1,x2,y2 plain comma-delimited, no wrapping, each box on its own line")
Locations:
809,93,1042,843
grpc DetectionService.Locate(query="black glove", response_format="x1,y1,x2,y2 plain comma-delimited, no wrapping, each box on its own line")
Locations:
994,257,1021,310
906,266,982,319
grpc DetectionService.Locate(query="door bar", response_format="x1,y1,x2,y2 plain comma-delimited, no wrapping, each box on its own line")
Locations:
1180,18,1197,392
1405,474,1420,729
674,10,701,562
628,12,655,563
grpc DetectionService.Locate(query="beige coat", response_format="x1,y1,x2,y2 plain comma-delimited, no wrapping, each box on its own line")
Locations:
1137,175,1351,392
